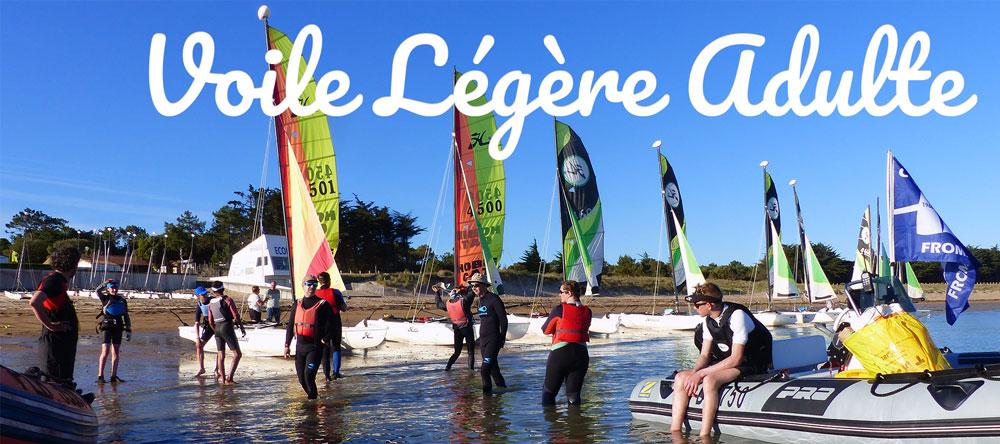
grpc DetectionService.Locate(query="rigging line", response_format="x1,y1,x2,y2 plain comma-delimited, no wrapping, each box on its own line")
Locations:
411,136,454,321
652,205,665,315
253,117,275,241
531,176,559,318
747,214,766,311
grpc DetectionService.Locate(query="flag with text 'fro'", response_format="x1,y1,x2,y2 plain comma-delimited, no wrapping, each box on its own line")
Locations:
891,155,979,325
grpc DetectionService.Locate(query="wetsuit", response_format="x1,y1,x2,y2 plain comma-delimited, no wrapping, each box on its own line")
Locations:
476,291,508,393
98,296,131,345
541,302,592,405
693,302,773,376
208,295,244,352
437,287,475,370
194,297,215,342
36,272,79,383
285,296,335,399
317,288,348,380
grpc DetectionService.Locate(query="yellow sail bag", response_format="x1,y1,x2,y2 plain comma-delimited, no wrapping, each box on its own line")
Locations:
841,311,950,376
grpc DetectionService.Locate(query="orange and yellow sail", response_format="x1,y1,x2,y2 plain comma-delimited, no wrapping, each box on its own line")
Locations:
265,22,345,292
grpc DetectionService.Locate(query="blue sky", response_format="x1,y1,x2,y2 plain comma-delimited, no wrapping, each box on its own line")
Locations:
1,1,997,267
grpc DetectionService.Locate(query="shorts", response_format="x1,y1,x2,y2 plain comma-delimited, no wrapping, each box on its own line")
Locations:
214,322,241,352
197,325,214,343
102,327,124,345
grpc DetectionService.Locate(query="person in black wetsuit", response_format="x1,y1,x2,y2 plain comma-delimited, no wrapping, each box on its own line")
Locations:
435,283,475,371
28,245,82,384
671,282,773,437
316,272,348,381
95,280,131,384
192,286,217,378
469,273,507,394
541,280,592,405
284,276,335,399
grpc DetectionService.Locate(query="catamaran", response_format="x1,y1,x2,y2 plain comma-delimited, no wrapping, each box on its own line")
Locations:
786,179,842,324
619,140,703,332
752,162,799,327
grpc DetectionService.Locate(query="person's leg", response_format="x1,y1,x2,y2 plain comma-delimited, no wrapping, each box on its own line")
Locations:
110,343,122,380
225,326,242,383
698,368,741,436
446,327,463,370
331,316,343,377
480,341,496,394
295,348,309,396
98,342,110,380
63,333,79,383
564,344,589,405
195,339,206,375
463,327,476,370
321,342,332,380
670,370,693,432
304,347,323,399
490,353,506,388
215,329,227,379
542,348,566,405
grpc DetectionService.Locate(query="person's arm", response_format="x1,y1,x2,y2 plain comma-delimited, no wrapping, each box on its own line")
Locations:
496,295,508,342
541,304,562,335
123,300,132,340
434,288,447,311
284,302,297,356
335,290,347,312
683,329,716,395
207,305,215,329
322,302,335,344
29,290,66,332
228,298,246,334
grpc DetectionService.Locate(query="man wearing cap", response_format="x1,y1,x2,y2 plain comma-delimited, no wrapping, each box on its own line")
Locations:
670,282,772,436
206,281,245,384
469,272,508,394
265,281,281,323
192,286,217,377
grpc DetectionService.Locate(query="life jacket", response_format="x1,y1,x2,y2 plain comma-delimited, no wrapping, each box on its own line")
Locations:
554,303,591,344
696,302,773,368
315,288,339,315
39,272,69,312
104,298,126,317
447,297,469,327
197,298,211,317
208,297,234,322
294,299,325,338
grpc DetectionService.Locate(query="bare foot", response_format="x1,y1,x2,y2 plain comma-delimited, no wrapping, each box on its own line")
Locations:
194,369,206,378
225,377,235,385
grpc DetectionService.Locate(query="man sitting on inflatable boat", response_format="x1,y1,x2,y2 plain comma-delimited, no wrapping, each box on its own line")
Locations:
670,283,773,436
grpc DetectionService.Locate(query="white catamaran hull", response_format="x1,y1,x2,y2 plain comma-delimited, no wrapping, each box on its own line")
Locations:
630,368,1000,443
128,291,170,300
369,319,457,346
343,321,388,350
4,291,30,300
588,313,622,335
178,324,289,357
474,316,530,341
619,313,703,331
753,311,797,327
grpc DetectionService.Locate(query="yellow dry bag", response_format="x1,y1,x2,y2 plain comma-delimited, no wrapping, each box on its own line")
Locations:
840,311,950,377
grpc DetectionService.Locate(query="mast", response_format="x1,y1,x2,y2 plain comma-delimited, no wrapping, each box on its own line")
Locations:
790,179,808,301
652,140,677,305
760,161,773,307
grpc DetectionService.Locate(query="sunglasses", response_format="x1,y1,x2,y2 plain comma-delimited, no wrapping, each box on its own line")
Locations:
694,302,710,308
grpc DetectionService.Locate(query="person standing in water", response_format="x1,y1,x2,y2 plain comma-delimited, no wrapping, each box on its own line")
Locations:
541,280,591,405
469,273,507,394
434,283,475,371
284,276,335,399
28,245,82,384
192,286,217,377
671,282,773,437
316,272,348,380
95,280,131,384
206,281,246,384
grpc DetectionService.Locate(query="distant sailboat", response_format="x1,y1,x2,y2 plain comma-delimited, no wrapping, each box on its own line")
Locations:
755,162,798,327
788,179,844,324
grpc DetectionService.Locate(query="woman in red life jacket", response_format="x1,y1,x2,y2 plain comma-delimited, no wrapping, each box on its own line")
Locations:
284,276,335,399
434,283,476,371
28,245,82,384
541,280,592,405
316,272,348,381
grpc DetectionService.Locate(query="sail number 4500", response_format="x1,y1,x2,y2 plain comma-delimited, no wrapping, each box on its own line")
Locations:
466,199,502,217
310,180,337,197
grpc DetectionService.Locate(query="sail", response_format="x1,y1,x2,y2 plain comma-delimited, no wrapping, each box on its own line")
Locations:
850,207,875,281
791,184,835,302
266,23,344,291
763,169,798,299
901,262,925,301
453,71,506,290
659,151,704,294
555,121,604,294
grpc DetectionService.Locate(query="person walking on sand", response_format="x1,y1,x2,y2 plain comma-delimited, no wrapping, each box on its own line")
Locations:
206,281,246,384
670,282,773,437
28,245,82,384
265,281,281,323
95,280,131,384
284,276,335,399
469,273,507,394
434,282,475,371
541,280,592,406
247,286,263,323
316,272,348,380
192,286,217,377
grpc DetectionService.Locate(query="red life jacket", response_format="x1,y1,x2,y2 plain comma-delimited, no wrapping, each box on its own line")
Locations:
294,299,326,338
447,297,468,327
38,272,68,312
315,288,339,315
554,303,591,344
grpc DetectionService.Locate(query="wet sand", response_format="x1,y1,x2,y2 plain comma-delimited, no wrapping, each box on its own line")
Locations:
3,284,997,337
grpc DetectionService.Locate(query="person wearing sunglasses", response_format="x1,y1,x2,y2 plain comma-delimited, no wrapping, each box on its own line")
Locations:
541,280,592,406
284,276,335,399
670,282,772,437
469,272,508,394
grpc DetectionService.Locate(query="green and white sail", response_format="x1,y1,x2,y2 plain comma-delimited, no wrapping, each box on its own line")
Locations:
555,121,604,295
790,180,835,302
850,207,875,282
901,262,925,301
658,149,704,295
763,165,798,299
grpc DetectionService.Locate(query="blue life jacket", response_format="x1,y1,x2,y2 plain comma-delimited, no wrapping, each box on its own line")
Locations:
104,298,126,317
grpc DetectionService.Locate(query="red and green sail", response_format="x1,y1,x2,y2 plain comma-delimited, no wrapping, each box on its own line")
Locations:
453,71,505,290
265,23,344,291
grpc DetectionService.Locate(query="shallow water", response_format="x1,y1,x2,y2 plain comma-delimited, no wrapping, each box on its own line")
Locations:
1,305,997,443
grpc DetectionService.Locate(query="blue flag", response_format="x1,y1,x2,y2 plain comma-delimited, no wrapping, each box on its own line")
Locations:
890,154,978,324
